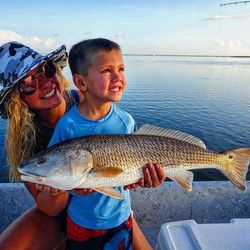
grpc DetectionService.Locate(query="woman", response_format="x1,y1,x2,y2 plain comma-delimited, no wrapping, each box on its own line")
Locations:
0,41,166,250
0,42,78,182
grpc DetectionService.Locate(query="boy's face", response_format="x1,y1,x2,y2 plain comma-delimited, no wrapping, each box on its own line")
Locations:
83,49,126,103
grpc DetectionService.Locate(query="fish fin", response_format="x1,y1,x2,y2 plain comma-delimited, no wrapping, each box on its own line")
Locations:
167,169,194,191
92,167,124,177
133,124,206,149
220,148,250,191
93,187,124,200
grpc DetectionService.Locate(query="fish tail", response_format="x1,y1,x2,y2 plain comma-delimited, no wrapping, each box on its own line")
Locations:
221,148,250,191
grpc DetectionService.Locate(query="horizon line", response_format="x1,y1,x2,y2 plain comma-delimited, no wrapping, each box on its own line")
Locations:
123,54,250,58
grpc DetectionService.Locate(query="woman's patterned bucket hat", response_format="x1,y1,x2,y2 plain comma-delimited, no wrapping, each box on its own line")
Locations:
0,41,68,118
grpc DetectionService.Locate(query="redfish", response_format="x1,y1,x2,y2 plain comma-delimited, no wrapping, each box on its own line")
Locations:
18,124,250,199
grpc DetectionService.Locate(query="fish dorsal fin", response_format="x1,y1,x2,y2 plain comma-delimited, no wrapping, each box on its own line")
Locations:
93,187,124,199
133,124,206,149
93,167,124,177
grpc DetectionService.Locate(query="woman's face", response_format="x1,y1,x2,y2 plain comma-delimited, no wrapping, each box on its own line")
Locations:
19,62,63,110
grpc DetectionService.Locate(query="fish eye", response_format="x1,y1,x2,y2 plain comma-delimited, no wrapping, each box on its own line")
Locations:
37,157,46,165
228,155,233,159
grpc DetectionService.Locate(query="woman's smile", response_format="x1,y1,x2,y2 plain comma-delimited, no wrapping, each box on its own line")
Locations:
41,83,57,99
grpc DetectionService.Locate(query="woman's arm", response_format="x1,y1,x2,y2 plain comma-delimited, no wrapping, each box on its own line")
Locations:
24,182,69,216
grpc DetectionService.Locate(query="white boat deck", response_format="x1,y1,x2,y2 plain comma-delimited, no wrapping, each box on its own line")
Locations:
1,181,250,247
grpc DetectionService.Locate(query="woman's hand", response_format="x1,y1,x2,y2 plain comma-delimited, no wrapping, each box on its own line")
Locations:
35,185,94,195
32,183,69,216
124,163,166,190
35,184,67,196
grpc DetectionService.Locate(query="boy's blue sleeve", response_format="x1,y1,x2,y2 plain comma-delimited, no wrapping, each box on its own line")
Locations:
48,119,71,147
48,127,62,147
133,119,138,132
128,114,137,133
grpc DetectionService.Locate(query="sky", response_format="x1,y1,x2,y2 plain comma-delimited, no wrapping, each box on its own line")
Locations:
1,0,250,56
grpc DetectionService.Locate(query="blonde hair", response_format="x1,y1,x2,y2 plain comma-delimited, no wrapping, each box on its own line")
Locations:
5,66,70,182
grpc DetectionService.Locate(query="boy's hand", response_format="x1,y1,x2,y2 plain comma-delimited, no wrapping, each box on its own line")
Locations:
35,184,67,196
124,163,166,190
124,183,139,190
72,188,94,195
139,163,167,188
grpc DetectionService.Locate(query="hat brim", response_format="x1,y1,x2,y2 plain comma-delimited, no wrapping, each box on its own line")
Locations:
0,44,68,118
17,44,68,85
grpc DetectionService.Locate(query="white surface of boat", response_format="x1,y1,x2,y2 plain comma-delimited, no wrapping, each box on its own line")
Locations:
0,181,250,248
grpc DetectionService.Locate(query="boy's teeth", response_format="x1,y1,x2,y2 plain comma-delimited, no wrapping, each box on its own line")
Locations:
110,87,120,92
44,89,55,98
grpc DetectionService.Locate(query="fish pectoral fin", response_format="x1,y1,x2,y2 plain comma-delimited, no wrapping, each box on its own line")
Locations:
167,169,194,191
93,187,124,200
92,167,124,178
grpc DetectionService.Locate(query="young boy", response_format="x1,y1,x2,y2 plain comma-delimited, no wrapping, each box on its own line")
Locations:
49,38,163,250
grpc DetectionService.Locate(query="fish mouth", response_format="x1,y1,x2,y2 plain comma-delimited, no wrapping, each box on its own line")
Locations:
19,171,46,183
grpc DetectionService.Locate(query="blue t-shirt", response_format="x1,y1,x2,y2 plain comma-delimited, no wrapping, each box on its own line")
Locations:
49,104,137,229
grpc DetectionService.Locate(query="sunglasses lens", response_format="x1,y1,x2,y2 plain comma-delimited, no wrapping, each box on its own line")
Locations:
45,62,56,78
19,62,56,95
19,83,37,95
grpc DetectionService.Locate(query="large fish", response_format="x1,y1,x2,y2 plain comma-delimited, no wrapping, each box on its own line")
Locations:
18,124,250,199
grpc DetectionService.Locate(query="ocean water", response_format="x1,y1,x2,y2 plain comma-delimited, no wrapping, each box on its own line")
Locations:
1,56,250,182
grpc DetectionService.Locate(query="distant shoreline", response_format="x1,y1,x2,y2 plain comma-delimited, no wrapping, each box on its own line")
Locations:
123,54,250,58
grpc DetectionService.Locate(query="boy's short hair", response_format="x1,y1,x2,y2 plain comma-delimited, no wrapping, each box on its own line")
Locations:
69,38,121,76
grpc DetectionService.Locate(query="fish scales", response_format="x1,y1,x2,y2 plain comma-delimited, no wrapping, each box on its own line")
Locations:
80,135,219,169
77,135,228,188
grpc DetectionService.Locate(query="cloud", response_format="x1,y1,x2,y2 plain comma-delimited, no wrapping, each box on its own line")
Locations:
0,29,56,51
115,32,125,39
204,13,250,21
215,38,242,48
0,29,22,41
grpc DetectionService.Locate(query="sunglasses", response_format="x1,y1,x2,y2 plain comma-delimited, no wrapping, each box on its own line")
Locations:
19,61,56,95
